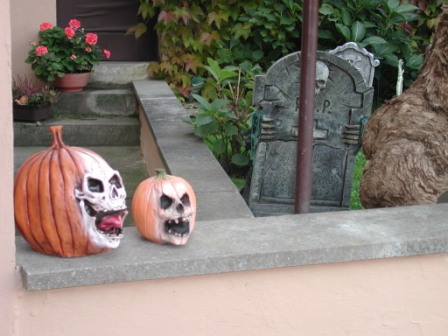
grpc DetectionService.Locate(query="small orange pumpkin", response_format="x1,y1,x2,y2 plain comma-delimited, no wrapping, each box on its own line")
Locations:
132,169,197,245
14,126,128,257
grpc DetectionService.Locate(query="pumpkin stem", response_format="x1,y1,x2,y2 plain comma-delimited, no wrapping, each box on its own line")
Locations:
49,125,66,148
154,168,169,179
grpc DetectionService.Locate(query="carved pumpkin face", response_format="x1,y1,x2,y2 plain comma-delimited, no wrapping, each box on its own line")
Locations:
132,169,196,245
14,126,128,257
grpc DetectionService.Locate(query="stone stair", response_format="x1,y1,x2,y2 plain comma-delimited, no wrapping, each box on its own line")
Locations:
13,62,150,227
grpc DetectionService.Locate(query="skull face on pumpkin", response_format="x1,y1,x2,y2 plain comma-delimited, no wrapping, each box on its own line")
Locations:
14,126,128,257
75,157,128,249
156,181,195,245
132,169,197,245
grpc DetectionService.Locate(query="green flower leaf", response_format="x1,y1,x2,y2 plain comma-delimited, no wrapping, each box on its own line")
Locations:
351,21,366,42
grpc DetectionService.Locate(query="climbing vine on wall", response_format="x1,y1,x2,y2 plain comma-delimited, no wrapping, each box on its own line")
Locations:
130,0,440,103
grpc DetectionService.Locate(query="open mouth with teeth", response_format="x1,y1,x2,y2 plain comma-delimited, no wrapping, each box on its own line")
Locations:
165,217,190,237
84,203,126,239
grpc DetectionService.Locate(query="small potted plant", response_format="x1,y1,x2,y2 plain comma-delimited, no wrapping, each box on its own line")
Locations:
12,76,57,122
25,19,111,92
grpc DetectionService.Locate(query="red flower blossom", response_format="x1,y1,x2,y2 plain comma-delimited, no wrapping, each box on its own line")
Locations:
35,46,48,56
68,19,81,29
40,22,53,31
85,33,98,45
70,54,77,60
103,49,111,59
64,27,76,40
85,46,92,52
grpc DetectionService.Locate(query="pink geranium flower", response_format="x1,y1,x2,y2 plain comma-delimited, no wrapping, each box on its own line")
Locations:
35,46,48,56
103,49,111,59
40,22,53,31
64,27,76,40
26,19,112,82
85,33,98,45
68,19,81,29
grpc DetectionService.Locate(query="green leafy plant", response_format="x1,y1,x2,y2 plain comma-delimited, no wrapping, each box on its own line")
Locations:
318,0,424,104
188,58,262,175
25,20,111,82
12,76,57,107
350,151,366,209
221,0,302,68
130,1,248,97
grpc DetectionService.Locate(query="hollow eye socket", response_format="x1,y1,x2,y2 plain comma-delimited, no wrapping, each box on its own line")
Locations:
160,194,173,209
88,178,104,193
181,193,190,207
109,174,122,188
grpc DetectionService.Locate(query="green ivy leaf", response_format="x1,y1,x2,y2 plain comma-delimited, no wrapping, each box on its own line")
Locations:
360,36,387,46
319,4,334,15
406,54,423,70
192,94,211,110
335,23,351,41
195,114,213,126
231,153,250,166
225,124,238,136
351,21,366,42
341,8,353,26
395,3,419,14
214,138,227,155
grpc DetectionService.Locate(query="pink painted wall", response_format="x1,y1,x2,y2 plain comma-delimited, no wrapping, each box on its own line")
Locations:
14,254,448,336
0,0,16,335
10,0,56,77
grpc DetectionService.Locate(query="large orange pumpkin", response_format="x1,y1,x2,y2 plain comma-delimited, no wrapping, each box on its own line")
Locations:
14,126,128,257
132,169,197,245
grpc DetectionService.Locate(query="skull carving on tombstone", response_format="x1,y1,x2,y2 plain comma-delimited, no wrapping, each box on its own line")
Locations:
132,169,197,245
14,126,128,257
315,61,329,96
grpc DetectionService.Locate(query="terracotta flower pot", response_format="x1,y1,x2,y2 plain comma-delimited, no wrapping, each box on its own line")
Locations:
54,72,91,92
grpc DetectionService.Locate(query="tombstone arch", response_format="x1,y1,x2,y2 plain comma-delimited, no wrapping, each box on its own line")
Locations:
248,44,377,216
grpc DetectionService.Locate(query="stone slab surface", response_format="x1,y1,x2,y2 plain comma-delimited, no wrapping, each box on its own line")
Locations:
16,203,448,290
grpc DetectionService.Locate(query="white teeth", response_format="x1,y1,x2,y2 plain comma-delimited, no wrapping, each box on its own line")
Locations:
173,232,185,237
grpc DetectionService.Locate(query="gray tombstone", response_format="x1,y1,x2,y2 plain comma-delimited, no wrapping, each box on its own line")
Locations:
247,43,378,216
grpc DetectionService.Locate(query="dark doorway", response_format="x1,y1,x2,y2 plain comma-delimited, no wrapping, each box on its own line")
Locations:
57,0,158,61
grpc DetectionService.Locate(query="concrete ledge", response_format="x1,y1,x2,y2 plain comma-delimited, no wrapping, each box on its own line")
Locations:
134,80,254,221
15,79,448,291
17,203,448,290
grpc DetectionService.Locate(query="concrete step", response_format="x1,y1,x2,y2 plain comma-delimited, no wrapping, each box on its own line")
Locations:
50,87,138,117
14,146,148,228
14,117,140,147
48,62,149,117
90,62,149,86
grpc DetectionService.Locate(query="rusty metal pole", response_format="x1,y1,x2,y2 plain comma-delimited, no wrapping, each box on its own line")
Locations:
295,0,319,214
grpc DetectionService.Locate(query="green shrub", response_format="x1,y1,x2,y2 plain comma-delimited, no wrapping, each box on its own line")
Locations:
132,0,440,104
217,0,302,69
188,58,262,175
318,0,425,105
